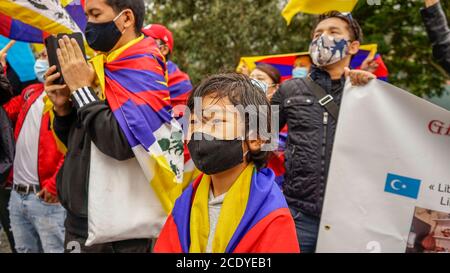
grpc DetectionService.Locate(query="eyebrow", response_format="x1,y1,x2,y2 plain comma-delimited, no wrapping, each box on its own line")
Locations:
314,26,342,33
328,26,342,32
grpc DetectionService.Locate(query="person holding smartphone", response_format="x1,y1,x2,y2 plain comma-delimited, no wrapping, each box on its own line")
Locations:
1,49,66,253
45,0,181,253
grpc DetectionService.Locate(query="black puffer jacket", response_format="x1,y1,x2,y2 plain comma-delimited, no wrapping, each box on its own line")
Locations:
421,2,450,74
271,66,345,218
0,66,14,186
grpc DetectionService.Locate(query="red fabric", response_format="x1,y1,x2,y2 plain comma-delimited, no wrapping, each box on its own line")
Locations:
154,176,300,253
0,14,12,38
168,67,191,110
233,208,300,253
142,24,174,52
154,215,184,253
266,125,288,177
267,152,285,177
3,83,64,195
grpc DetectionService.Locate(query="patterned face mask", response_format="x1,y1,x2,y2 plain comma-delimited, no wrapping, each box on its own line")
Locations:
309,34,350,67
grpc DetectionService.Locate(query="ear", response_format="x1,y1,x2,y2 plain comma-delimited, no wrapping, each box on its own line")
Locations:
123,9,135,30
348,40,360,55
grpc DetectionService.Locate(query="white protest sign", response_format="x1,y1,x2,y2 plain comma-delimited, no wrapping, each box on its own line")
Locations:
316,80,450,253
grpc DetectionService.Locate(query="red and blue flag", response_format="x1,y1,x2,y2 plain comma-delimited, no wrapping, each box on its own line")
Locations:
154,167,300,253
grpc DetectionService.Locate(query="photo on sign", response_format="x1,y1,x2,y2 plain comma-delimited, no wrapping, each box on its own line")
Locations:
406,207,450,253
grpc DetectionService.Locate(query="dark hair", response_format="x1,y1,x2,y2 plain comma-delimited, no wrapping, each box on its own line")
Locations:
187,73,272,169
106,0,145,35
254,64,281,85
312,11,363,43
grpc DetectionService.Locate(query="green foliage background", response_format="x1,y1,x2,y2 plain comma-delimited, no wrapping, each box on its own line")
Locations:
146,0,450,97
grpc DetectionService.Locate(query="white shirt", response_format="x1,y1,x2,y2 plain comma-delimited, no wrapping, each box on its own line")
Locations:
13,92,45,186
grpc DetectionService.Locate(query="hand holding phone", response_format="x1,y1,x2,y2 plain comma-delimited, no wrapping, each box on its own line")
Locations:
56,35,96,92
45,33,86,85
44,66,72,116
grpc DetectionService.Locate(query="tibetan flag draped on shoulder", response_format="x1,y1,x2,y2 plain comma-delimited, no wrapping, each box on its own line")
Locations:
154,164,300,253
90,35,184,214
282,0,359,25
0,0,86,43
165,61,198,189
167,60,192,110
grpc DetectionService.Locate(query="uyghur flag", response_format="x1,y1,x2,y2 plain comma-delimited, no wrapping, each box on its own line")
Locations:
282,0,359,25
0,0,86,43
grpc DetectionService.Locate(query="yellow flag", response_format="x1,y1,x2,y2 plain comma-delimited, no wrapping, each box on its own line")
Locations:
61,0,75,7
282,0,359,25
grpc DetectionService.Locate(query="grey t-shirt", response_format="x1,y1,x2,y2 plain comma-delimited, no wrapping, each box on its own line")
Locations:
206,189,226,253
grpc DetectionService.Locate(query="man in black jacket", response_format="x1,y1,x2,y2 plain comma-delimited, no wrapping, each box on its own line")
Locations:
421,0,450,74
0,59,15,252
271,11,376,253
44,0,163,253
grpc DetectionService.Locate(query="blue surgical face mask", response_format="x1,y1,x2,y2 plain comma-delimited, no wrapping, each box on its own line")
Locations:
250,79,269,94
292,67,309,78
34,59,49,83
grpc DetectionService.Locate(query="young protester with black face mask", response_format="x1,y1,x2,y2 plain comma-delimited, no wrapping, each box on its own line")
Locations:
45,0,182,253
271,11,376,253
154,73,300,253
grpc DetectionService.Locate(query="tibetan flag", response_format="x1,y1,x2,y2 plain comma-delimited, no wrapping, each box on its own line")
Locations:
154,164,300,253
167,60,193,111
238,51,310,82
350,48,389,82
282,0,359,25
267,126,288,188
237,44,388,82
89,35,184,216
0,0,86,43
166,61,198,189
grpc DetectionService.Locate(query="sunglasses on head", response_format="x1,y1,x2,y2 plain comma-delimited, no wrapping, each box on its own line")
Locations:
341,13,360,42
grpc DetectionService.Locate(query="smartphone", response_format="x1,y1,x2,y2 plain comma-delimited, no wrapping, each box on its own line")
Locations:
45,32,86,85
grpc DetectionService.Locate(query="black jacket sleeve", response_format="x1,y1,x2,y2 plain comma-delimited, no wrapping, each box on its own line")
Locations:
271,83,288,131
0,107,14,185
71,86,135,161
53,107,77,147
421,2,450,74
0,65,13,105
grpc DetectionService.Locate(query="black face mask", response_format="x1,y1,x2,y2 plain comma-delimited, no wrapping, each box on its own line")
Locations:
85,11,125,52
187,132,244,175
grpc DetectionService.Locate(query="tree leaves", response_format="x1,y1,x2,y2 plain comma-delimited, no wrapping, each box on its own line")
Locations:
147,0,449,97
